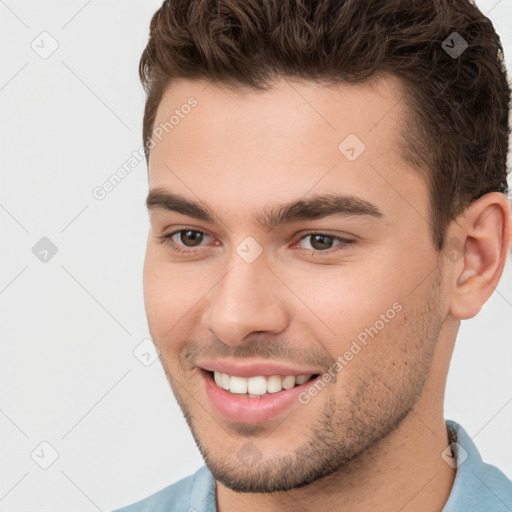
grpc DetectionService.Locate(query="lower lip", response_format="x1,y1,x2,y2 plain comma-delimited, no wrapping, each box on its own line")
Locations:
199,369,319,424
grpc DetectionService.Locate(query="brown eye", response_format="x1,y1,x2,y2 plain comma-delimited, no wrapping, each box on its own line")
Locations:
296,233,356,254
158,228,215,255
177,230,206,247
309,234,335,251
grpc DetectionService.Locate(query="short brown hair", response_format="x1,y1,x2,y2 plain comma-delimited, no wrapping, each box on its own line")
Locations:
139,0,510,251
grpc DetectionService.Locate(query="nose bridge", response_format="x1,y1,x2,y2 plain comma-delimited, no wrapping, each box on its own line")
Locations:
204,250,288,345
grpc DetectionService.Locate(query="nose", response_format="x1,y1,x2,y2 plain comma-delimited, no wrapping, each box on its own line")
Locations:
202,253,289,346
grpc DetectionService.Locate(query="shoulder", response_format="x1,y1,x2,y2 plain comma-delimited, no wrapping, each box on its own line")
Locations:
111,465,216,512
444,420,512,511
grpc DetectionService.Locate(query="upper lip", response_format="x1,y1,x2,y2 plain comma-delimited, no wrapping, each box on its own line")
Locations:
197,359,322,378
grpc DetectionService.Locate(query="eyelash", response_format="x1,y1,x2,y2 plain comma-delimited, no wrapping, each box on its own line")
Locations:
157,229,356,255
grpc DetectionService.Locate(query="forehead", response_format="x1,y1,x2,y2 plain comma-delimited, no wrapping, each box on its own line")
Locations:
150,74,407,156
147,74,427,226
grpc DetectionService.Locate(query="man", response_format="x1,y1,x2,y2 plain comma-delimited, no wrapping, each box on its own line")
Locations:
114,0,512,510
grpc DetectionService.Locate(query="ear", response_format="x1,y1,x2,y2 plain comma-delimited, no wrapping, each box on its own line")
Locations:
447,192,512,320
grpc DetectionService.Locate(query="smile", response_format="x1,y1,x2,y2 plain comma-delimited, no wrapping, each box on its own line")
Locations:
212,371,315,396
199,368,321,423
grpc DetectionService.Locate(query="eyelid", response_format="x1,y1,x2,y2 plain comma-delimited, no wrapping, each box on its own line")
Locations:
162,227,214,249
292,231,356,252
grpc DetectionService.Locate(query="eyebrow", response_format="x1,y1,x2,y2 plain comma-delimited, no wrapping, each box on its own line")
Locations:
146,187,384,229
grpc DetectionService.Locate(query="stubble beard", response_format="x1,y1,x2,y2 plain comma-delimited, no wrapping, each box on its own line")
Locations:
160,271,445,494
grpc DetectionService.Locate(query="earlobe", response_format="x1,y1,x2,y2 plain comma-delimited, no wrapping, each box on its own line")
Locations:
448,192,512,320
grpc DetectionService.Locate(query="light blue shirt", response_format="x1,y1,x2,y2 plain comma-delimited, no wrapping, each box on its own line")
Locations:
112,420,512,512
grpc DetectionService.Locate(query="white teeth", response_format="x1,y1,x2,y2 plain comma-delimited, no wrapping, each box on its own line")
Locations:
212,371,313,395
221,373,230,390
247,376,267,395
229,375,248,394
282,375,296,389
267,375,283,393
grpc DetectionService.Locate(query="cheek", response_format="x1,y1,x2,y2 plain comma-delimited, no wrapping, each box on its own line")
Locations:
288,264,404,342
143,249,183,340
143,249,209,347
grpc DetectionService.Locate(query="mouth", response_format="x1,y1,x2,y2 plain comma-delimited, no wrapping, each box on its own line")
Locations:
209,370,318,397
198,368,321,424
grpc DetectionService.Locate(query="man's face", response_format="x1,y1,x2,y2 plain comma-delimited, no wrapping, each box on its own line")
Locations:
143,75,448,492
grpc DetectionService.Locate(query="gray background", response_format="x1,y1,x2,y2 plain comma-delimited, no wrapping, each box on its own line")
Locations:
0,1,511,510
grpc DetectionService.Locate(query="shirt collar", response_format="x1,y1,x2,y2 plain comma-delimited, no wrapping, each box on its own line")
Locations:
442,419,512,511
